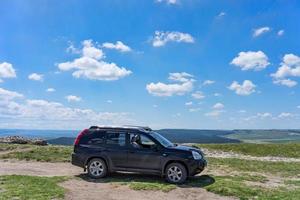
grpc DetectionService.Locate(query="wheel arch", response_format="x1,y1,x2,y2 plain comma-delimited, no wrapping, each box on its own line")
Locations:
163,160,189,176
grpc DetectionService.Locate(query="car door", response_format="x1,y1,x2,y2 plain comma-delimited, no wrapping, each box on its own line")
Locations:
104,131,128,168
127,132,162,170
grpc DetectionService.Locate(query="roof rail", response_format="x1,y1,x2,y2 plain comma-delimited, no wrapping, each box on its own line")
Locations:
89,125,152,131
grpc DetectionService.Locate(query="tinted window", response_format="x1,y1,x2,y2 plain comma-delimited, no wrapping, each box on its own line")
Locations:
79,130,106,145
130,133,156,149
106,132,126,146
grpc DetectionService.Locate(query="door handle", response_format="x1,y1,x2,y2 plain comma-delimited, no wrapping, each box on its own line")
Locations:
162,153,168,157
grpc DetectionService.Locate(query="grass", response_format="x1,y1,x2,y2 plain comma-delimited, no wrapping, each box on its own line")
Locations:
196,143,300,158
204,176,300,200
0,145,73,162
284,180,300,186
207,157,300,177
0,143,33,152
0,175,68,200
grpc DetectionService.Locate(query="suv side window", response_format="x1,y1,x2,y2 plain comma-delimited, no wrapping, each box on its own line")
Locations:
79,130,106,145
129,133,156,149
106,132,126,146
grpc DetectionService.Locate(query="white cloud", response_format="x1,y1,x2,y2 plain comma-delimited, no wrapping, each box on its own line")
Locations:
213,103,224,109
46,88,56,92
0,97,134,129
257,112,272,118
191,91,205,99
217,12,226,18
102,41,131,52
153,104,158,108
65,95,82,102
271,54,300,87
0,62,17,82
228,80,256,96
106,100,112,103
273,79,297,87
202,80,215,86
278,112,293,118
156,0,177,5
146,72,194,96
58,39,132,81
28,73,43,81
185,101,193,106
189,108,201,112
277,30,284,36
238,110,246,113
231,51,270,71
297,105,300,109
152,31,194,47
66,42,80,54
253,26,271,37
213,93,221,97
0,88,23,100
205,110,223,117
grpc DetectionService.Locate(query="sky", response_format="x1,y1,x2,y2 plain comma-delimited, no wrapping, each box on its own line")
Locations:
0,0,300,130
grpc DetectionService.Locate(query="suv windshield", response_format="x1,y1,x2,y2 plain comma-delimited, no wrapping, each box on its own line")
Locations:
149,132,174,147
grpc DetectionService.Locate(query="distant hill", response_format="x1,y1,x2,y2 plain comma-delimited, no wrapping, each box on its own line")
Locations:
47,129,240,145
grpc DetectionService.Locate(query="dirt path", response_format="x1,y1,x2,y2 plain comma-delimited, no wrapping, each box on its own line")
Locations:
61,178,234,200
202,148,300,162
0,160,82,176
0,147,34,156
0,160,234,200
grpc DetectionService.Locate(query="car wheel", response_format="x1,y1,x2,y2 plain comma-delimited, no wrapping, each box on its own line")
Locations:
87,158,108,179
165,162,187,184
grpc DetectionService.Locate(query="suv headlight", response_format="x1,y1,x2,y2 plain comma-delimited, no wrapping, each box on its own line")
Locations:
192,151,202,160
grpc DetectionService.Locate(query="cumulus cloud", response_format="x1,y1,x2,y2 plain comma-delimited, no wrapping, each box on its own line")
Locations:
189,108,201,112
191,91,205,99
257,112,272,118
0,88,23,100
271,54,300,87
156,0,178,5
102,41,131,52
46,88,56,92
217,12,226,18
202,80,215,86
28,73,43,81
231,51,270,71
214,93,221,97
213,103,224,109
228,80,256,96
205,110,224,117
152,31,194,47
253,26,271,37
278,112,294,118
185,101,193,106
65,95,82,102
273,79,297,87
146,72,194,96
58,40,132,81
277,30,284,36
0,62,17,82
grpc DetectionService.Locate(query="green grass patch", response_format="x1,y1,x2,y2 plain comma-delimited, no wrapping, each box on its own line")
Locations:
208,157,300,177
196,143,300,158
204,176,300,200
284,179,300,186
0,175,68,200
0,145,73,162
0,143,33,152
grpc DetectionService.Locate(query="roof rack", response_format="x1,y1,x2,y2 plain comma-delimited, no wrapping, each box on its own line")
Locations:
89,125,152,132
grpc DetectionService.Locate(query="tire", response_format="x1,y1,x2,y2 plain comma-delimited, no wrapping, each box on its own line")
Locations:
87,158,108,179
165,162,187,184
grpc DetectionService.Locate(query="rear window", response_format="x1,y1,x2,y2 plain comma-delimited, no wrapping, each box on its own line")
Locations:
106,132,126,146
79,130,106,145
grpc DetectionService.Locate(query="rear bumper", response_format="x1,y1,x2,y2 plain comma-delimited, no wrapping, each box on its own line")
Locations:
188,159,207,176
71,153,85,168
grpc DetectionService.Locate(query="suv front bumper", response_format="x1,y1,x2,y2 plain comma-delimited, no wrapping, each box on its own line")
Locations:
188,158,207,176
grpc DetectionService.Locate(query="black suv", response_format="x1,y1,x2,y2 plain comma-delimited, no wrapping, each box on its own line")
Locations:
71,126,207,184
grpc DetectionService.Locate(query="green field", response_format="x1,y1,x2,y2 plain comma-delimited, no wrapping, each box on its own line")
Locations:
197,143,300,158
0,143,300,200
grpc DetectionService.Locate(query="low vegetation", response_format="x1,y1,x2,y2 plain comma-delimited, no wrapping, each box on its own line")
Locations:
0,175,68,200
197,143,300,158
0,145,73,162
0,143,32,152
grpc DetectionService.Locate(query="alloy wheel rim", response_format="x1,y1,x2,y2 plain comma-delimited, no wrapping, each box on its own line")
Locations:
89,161,104,176
167,166,182,182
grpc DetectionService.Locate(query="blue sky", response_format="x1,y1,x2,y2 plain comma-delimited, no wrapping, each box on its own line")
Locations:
0,0,300,130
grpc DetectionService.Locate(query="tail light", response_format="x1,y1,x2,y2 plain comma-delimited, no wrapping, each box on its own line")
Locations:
74,129,88,145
